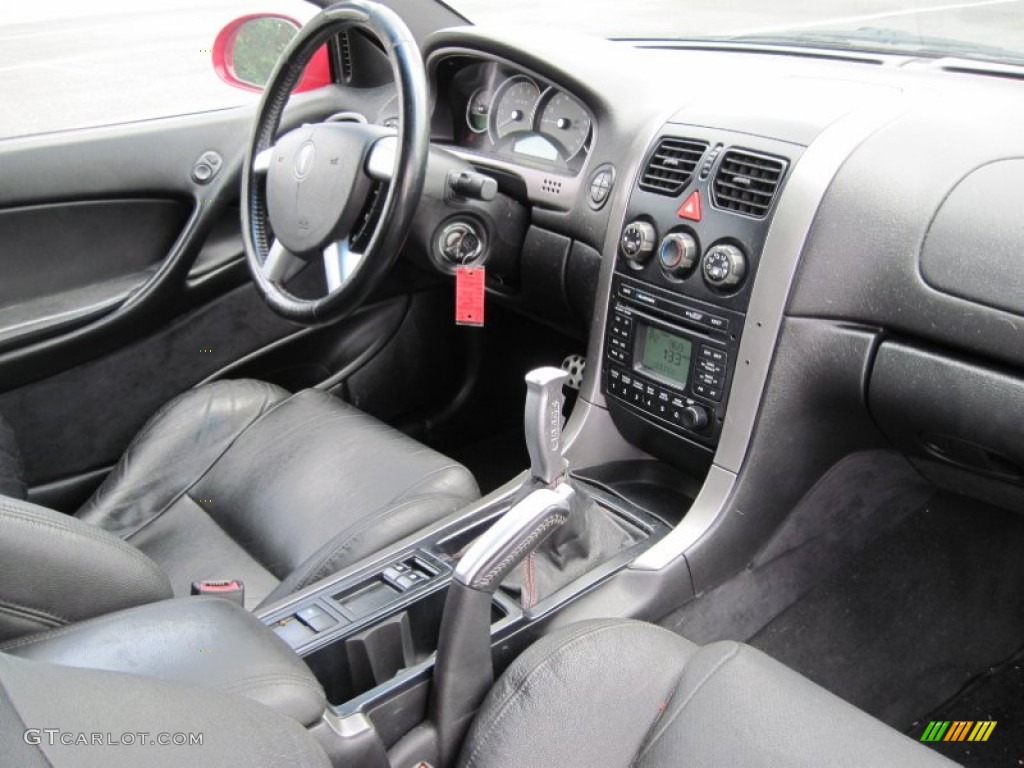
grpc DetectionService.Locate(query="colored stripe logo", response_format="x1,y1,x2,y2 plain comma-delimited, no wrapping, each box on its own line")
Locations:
920,721,997,742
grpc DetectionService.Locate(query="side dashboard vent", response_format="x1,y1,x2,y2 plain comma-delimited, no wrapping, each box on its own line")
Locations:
338,31,354,82
638,137,708,195
712,150,787,217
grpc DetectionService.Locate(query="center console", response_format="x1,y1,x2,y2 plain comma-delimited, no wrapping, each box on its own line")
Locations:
603,129,798,469
256,368,680,763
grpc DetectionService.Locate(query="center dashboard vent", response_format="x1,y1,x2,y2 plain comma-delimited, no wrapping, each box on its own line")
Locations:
638,137,708,195
712,150,786,218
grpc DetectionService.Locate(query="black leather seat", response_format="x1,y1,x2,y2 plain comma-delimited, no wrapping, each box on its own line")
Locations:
2,618,956,767
0,379,478,640
459,619,955,768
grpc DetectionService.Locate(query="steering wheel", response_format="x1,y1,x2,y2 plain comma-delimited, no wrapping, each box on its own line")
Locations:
241,1,428,324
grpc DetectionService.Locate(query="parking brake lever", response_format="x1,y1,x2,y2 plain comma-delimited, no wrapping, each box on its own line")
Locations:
428,367,574,766
430,484,573,766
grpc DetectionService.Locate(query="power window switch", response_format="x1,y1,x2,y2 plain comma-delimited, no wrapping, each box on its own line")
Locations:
296,605,338,633
395,571,426,590
272,617,315,647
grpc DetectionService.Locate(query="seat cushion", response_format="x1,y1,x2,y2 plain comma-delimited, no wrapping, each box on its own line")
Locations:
78,380,479,608
460,619,956,768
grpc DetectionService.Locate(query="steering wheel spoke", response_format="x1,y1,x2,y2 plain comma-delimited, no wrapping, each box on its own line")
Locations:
323,241,363,292
365,135,397,182
253,147,274,175
263,239,306,283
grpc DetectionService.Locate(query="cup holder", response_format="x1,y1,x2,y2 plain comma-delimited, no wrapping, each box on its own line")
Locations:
303,586,506,705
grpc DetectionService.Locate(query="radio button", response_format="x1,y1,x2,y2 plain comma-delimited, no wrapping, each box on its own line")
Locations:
700,345,727,364
706,315,730,331
693,383,723,402
698,359,724,376
682,308,705,325
681,404,711,431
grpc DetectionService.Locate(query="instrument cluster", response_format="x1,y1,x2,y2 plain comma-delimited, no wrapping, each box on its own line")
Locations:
434,56,594,174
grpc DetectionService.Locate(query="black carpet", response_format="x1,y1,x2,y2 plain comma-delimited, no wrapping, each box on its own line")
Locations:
917,645,1024,766
749,492,1024,751
448,428,527,494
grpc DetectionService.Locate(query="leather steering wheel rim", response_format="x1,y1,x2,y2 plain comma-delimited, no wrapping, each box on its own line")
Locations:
241,0,428,325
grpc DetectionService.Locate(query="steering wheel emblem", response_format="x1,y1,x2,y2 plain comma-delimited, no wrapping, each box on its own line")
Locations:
293,141,316,180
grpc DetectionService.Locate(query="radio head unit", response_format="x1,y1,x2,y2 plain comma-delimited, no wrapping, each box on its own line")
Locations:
604,274,741,451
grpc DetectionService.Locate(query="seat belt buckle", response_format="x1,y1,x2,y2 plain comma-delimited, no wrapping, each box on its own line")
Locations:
191,579,245,606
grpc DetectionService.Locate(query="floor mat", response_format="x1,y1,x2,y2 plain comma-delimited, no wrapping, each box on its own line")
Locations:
749,493,1024,740
916,645,1024,766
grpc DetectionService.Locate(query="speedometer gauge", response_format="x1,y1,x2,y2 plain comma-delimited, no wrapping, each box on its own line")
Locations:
489,76,540,142
536,90,591,159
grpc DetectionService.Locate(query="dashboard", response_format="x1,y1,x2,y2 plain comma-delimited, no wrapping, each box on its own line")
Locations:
431,55,594,175
416,26,1024,532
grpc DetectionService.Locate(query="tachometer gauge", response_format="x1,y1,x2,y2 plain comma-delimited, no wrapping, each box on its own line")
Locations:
489,76,541,142
536,90,592,159
465,87,491,134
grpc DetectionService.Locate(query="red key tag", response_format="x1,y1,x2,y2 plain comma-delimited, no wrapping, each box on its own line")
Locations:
455,266,485,326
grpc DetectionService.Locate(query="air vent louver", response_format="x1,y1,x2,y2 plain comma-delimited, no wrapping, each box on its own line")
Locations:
712,150,786,218
638,138,708,195
338,31,354,82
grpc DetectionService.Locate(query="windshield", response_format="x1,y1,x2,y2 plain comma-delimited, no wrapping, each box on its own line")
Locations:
449,0,1024,65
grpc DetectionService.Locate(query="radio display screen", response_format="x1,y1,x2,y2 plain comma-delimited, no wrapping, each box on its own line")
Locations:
637,324,692,387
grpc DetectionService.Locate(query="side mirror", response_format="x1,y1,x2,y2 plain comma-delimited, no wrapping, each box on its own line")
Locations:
212,14,332,93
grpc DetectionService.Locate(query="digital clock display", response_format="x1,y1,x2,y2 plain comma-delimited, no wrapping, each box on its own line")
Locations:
638,324,692,387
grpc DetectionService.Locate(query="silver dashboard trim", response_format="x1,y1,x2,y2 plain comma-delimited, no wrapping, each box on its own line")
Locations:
632,92,912,571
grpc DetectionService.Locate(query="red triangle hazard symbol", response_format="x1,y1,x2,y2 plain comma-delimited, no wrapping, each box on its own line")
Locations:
677,190,702,221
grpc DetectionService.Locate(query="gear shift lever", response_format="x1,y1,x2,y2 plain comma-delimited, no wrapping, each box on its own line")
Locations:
429,367,574,766
524,367,570,485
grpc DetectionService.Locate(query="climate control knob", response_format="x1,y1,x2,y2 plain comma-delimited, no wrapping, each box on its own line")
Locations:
681,404,710,431
620,220,657,265
658,232,698,276
702,243,747,288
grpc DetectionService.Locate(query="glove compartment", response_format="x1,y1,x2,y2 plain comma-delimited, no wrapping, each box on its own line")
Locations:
869,342,1024,507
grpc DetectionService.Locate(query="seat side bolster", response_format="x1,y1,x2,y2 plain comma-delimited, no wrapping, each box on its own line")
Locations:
77,379,290,538
0,497,172,643
636,641,959,767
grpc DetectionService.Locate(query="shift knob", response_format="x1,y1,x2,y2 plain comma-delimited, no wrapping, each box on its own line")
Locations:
523,367,570,485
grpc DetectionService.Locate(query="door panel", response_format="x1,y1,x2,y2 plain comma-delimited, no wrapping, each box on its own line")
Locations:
0,283,300,488
0,199,189,350
0,86,401,495
0,90,345,389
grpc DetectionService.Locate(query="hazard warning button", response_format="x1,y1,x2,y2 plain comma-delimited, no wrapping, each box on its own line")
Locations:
677,190,702,221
